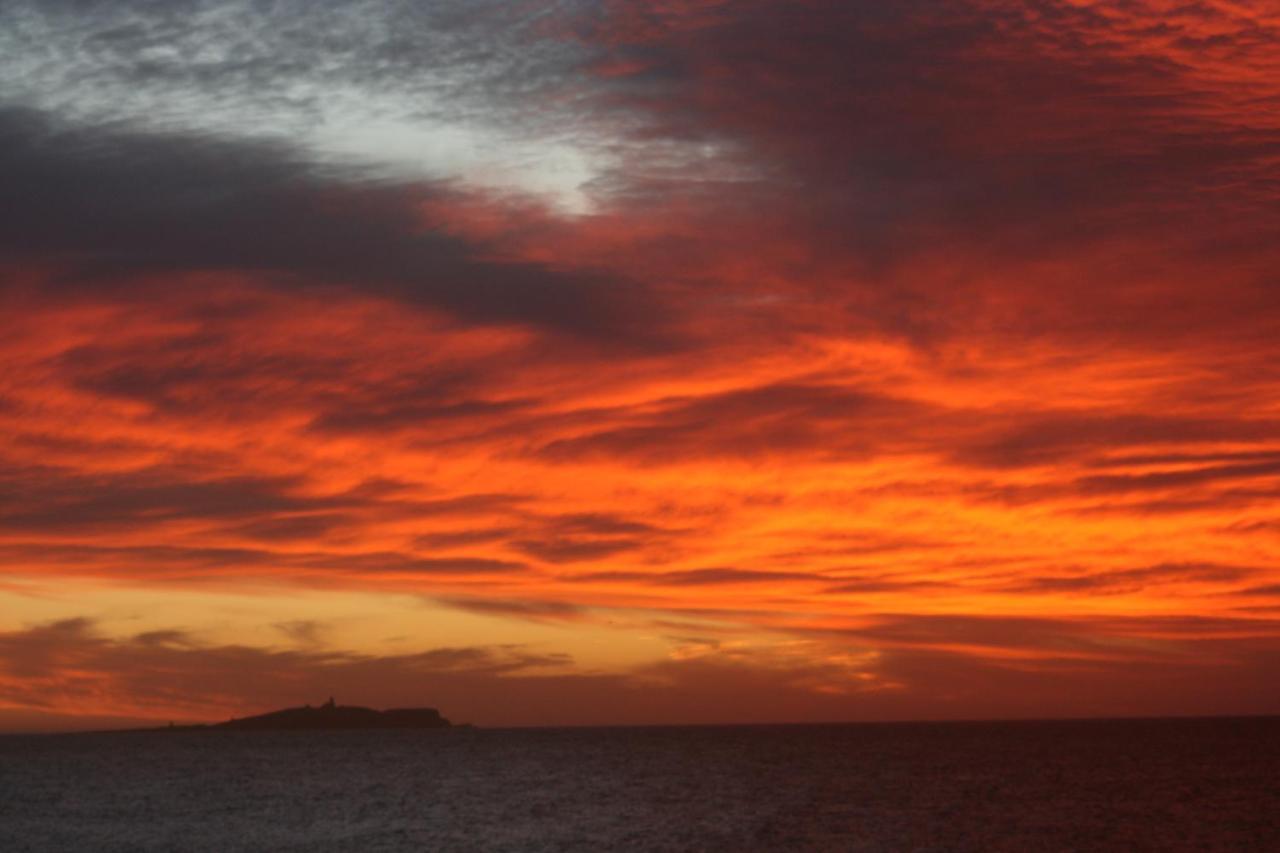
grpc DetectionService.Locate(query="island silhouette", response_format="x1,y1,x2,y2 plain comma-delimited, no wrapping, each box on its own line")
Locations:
132,698,458,732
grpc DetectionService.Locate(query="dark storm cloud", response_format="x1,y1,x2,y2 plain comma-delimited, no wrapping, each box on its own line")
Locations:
0,109,651,337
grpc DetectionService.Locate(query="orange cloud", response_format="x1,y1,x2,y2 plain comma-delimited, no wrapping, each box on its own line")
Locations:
1,0,1278,727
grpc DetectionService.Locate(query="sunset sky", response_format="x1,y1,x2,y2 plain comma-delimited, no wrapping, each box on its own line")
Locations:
2,0,1279,731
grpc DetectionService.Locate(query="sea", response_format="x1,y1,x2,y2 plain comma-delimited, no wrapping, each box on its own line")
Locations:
2,717,1278,851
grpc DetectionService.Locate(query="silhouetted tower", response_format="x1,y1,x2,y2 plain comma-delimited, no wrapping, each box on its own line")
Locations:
323,696,335,709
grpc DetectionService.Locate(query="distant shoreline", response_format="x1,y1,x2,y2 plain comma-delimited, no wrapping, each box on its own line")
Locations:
88,701,464,734
6,711,1277,737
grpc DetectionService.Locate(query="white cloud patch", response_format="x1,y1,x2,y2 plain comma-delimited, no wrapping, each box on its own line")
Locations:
0,0,600,209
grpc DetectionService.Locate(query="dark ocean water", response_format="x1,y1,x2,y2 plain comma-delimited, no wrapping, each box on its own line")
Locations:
2,717,1278,852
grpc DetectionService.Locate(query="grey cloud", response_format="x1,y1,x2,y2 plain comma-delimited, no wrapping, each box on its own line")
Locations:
0,0,585,157
0,108,654,338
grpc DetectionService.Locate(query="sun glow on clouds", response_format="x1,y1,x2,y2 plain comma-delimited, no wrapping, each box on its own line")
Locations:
1,0,1279,727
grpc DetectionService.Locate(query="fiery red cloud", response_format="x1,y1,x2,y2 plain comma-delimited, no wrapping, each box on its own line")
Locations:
1,0,1278,728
